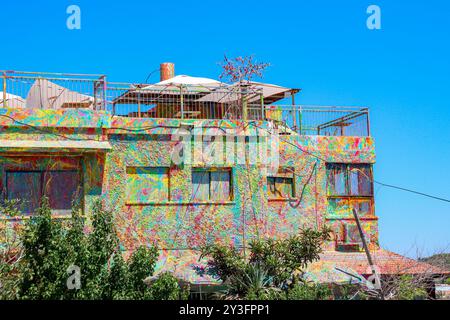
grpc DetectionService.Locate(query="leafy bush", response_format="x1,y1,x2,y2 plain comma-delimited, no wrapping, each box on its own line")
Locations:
395,275,428,300
286,281,333,300
148,272,189,300
200,227,331,299
0,198,182,300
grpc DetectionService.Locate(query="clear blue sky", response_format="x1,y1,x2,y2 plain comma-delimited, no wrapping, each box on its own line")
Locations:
2,0,449,258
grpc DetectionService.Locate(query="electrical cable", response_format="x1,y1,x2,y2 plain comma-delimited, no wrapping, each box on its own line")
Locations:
247,121,450,204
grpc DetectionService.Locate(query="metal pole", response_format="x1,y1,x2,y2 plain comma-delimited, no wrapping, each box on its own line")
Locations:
102,75,107,111
180,85,184,119
352,208,384,299
260,91,264,120
2,72,7,108
241,83,248,121
291,90,297,131
366,108,371,136
93,81,98,110
298,105,303,135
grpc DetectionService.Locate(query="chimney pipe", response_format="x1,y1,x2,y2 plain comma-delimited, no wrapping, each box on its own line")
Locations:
160,62,175,81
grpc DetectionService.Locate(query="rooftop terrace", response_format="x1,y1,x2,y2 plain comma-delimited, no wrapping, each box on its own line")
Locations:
1,69,370,136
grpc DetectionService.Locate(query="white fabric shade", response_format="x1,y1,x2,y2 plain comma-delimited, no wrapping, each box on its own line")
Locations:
141,75,225,93
26,79,95,109
0,92,26,108
196,81,293,103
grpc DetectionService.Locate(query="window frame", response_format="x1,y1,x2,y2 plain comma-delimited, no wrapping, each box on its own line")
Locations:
267,168,296,200
326,163,373,198
191,167,233,202
5,169,83,216
326,163,375,241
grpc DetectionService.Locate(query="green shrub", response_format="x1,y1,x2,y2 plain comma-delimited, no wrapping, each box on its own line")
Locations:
286,281,333,300
148,272,189,300
396,275,427,300
200,227,331,299
0,198,172,300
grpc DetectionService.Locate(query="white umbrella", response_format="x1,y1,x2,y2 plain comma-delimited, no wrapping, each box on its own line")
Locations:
141,75,225,93
26,79,96,109
0,92,26,108
196,80,295,103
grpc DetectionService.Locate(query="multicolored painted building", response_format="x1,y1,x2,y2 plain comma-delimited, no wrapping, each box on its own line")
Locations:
0,66,445,290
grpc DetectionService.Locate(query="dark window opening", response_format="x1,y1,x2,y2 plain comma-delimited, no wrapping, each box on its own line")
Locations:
6,170,82,215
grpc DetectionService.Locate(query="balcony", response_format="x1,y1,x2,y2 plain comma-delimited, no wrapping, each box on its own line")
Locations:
1,70,370,136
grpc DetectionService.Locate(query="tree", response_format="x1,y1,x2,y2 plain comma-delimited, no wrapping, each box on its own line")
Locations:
219,55,270,83
199,227,331,299
0,198,181,300
148,272,189,300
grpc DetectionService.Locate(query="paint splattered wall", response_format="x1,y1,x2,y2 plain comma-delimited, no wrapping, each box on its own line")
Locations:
0,109,377,283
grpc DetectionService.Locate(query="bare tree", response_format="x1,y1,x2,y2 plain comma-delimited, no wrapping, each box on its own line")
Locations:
353,247,449,300
219,55,270,83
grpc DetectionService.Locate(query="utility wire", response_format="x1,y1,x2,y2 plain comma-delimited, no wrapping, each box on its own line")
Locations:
2,111,448,203
247,121,450,204
372,181,450,203
143,68,160,84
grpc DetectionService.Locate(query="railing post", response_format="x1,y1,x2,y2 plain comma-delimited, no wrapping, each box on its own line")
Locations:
102,75,107,111
137,89,141,118
260,90,264,120
180,84,184,119
2,72,7,108
298,105,303,135
241,83,248,121
291,90,297,131
93,81,98,110
366,108,371,136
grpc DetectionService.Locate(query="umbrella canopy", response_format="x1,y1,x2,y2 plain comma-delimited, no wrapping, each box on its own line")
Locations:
26,79,96,110
140,75,225,93
112,75,225,106
0,92,26,108
196,80,299,104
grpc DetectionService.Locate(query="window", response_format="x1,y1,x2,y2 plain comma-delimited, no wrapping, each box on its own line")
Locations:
44,171,81,214
327,164,372,197
326,163,374,239
192,168,232,201
126,167,169,203
267,168,295,199
6,170,81,215
345,224,363,245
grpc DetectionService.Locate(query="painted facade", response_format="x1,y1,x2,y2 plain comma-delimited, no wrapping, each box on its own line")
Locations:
0,107,379,283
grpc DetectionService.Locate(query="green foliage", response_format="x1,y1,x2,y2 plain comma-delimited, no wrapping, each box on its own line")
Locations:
200,227,331,299
128,246,159,299
18,197,68,299
148,272,189,300
395,275,427,300
0,200,23,299
0,198,184,300
249,228,331,286
286,281,333,300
